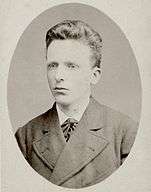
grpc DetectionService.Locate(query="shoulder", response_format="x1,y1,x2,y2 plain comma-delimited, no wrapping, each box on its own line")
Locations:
91,97,138,134
15,104,56,138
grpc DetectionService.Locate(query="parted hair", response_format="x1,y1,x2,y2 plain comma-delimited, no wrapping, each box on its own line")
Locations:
46,20,103,68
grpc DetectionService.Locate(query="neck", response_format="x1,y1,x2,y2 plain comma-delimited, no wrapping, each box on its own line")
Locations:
57,95,90,117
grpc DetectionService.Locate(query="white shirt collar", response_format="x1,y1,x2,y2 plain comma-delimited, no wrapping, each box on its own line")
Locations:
56,97,90,125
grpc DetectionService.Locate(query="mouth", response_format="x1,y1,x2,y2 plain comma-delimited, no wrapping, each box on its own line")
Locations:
52,87,69,94
54,87,69,91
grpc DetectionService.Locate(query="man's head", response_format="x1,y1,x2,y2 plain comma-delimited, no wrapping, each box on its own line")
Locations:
45,20,103,106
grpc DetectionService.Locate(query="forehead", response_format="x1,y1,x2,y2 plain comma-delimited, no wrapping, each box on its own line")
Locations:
47,39,92,62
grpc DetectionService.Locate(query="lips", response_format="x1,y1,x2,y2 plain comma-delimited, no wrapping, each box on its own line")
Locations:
54,87,68,90
52,87,69,94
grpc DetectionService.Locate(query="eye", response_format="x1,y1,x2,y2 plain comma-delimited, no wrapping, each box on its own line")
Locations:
47,62,58,69
66,62,78,69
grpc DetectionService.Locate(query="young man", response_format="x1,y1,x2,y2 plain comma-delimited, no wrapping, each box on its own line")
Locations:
15,20,138,188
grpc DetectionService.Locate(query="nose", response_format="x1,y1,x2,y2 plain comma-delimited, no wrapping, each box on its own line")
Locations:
55,65,65,82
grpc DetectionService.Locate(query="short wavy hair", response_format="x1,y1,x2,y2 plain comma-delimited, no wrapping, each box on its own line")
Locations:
46,20,103,68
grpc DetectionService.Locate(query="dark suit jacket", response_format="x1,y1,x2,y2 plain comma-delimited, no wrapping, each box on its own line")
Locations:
15,97,138,188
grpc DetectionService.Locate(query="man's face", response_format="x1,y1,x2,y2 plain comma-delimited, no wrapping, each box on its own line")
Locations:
46,39,100,106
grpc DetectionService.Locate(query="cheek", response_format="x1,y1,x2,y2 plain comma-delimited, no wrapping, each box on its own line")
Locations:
80,71,92,83
73,73,91,88
47,72,54,85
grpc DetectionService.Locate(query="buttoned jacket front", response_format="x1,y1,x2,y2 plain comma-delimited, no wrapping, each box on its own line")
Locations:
15,97,138,188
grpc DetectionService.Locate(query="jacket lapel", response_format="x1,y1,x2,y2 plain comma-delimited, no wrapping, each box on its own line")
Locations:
33,104,66,170
50,97,109,186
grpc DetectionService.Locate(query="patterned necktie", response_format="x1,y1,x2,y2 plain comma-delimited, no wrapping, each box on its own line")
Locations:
61,118,78,142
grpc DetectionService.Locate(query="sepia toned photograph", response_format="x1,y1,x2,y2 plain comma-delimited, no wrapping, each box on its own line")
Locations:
7,3,142,189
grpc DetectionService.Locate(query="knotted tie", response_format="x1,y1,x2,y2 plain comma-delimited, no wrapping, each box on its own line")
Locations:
61,118,78,142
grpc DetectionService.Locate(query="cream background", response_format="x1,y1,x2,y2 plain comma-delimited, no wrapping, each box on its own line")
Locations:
1,0,151,192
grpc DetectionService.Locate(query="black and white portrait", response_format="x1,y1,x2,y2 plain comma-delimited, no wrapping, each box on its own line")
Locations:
7,3,141,189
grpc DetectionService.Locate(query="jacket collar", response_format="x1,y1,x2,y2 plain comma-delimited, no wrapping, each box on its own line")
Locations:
33,103,66,170
33,97,109,185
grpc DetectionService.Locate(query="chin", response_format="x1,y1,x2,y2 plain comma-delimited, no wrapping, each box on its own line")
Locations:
55,96,73,106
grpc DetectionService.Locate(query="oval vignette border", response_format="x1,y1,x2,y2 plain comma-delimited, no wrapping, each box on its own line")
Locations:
7,2,142,189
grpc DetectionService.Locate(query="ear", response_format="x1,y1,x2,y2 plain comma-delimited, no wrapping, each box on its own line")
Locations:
91,67,101,85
